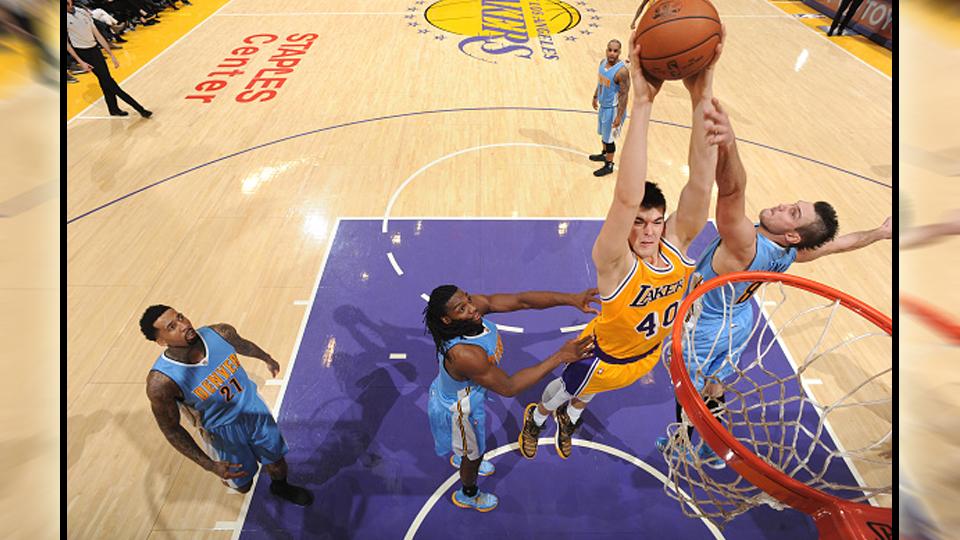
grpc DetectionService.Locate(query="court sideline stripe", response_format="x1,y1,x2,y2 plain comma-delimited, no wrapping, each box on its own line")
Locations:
67,0,239,122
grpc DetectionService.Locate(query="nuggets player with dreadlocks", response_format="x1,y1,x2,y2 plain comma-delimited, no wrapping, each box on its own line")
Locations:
423,285,597,512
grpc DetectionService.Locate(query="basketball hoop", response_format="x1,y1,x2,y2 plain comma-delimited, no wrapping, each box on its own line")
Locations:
663,271,892,539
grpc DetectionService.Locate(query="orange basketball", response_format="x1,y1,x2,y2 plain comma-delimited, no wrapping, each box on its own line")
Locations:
634,0,721,80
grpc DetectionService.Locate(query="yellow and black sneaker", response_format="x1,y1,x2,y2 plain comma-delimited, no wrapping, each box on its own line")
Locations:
518,403,543,459
554,403,582,459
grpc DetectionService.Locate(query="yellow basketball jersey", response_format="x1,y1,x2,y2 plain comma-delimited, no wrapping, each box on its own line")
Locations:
579,238,695,361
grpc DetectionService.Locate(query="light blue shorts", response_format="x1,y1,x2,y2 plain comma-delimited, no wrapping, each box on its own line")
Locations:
597,106,620,143
206,409,288,489
666,313,753,392
427,377,488,460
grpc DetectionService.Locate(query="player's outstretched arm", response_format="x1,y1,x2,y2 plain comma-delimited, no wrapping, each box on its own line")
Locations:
665,27,724,253
452,336,594,397
796,216,891,262
472,289,600,316
899,210,960,250
211,323,281,377
593,30,661,293
705,98,756,272
146,371,247,481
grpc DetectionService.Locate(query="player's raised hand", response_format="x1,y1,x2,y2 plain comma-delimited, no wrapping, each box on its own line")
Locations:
682,24,725,99
209,461,248,480
628,27,663,105
571,288,601,315
557,335,595,364
704,97,734,147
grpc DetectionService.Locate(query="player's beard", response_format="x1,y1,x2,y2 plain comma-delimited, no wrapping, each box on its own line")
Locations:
446,318,485,338
186,330,200,346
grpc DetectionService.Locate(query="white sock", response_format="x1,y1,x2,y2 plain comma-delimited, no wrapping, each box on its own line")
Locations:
567,404,584,424
532,407,548,427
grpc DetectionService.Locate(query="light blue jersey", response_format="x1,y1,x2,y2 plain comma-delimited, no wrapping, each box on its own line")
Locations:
150,326,269,430
597,59,625,143
679,228,798,389
428,319,504,459
150,326,286,486
597,59,625,108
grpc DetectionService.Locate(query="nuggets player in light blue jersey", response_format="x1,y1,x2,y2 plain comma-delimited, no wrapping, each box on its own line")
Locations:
589,39,629,177
140,305,313,506
656,98,892,467
423,285,597,512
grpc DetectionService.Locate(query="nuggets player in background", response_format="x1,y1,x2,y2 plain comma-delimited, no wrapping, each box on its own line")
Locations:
518,29,722,461
140,305,313,506
423,285,597,512
590,39,629,177
659,96,892,467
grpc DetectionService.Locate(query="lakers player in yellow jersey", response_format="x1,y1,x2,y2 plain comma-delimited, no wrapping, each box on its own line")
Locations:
519,27,724,459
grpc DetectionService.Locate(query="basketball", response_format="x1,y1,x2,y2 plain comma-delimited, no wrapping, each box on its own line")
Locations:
634,0,722,80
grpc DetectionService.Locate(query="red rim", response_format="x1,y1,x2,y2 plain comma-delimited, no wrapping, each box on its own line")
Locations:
668,271,891,521
900,294,960,345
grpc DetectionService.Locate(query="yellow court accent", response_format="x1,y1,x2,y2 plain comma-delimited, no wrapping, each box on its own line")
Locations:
425,0,581,37
767,0,891,76
0,2,58,99
67,0,232,119
901,1,960,48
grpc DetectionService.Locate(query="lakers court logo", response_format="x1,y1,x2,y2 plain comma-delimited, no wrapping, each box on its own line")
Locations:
404,0,594,63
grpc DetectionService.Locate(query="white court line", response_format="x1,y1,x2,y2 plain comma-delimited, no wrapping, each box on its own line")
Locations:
387,252,404,276
293,300,309,306
382,143,601,234
214,521,236,530
804,378,824,385
420,293,430,302
560,323,588,333
67,0,241,126
494,324,524,333
752,0,891,80
264,379,283,386
72,116,131,120
230,219,343,540
389,353,408,360
757,302,883,507
403,439,724,540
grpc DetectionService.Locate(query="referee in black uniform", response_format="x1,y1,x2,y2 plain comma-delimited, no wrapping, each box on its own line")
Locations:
66,0,151,117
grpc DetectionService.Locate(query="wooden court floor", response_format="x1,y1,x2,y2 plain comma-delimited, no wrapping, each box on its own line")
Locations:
65,0,892,537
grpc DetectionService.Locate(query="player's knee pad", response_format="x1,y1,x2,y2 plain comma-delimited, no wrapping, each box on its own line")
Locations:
603,141,616,154
542,378,573,410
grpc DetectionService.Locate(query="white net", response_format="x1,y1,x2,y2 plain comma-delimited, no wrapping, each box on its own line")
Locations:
661,277,892,530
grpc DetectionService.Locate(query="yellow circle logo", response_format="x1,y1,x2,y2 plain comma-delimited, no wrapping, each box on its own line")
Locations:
421,0,583,62
425,0,581,36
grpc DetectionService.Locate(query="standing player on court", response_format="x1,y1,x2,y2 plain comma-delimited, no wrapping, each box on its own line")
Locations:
423,285,597,511
589,39,630,177
519,29,724,460
140,305,313,505
657,98,893,467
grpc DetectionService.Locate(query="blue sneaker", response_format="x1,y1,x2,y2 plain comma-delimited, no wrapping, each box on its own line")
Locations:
450,454,495,476
451,489,498,512
697,444,726,470
655,436,670,453
656,435,695,462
